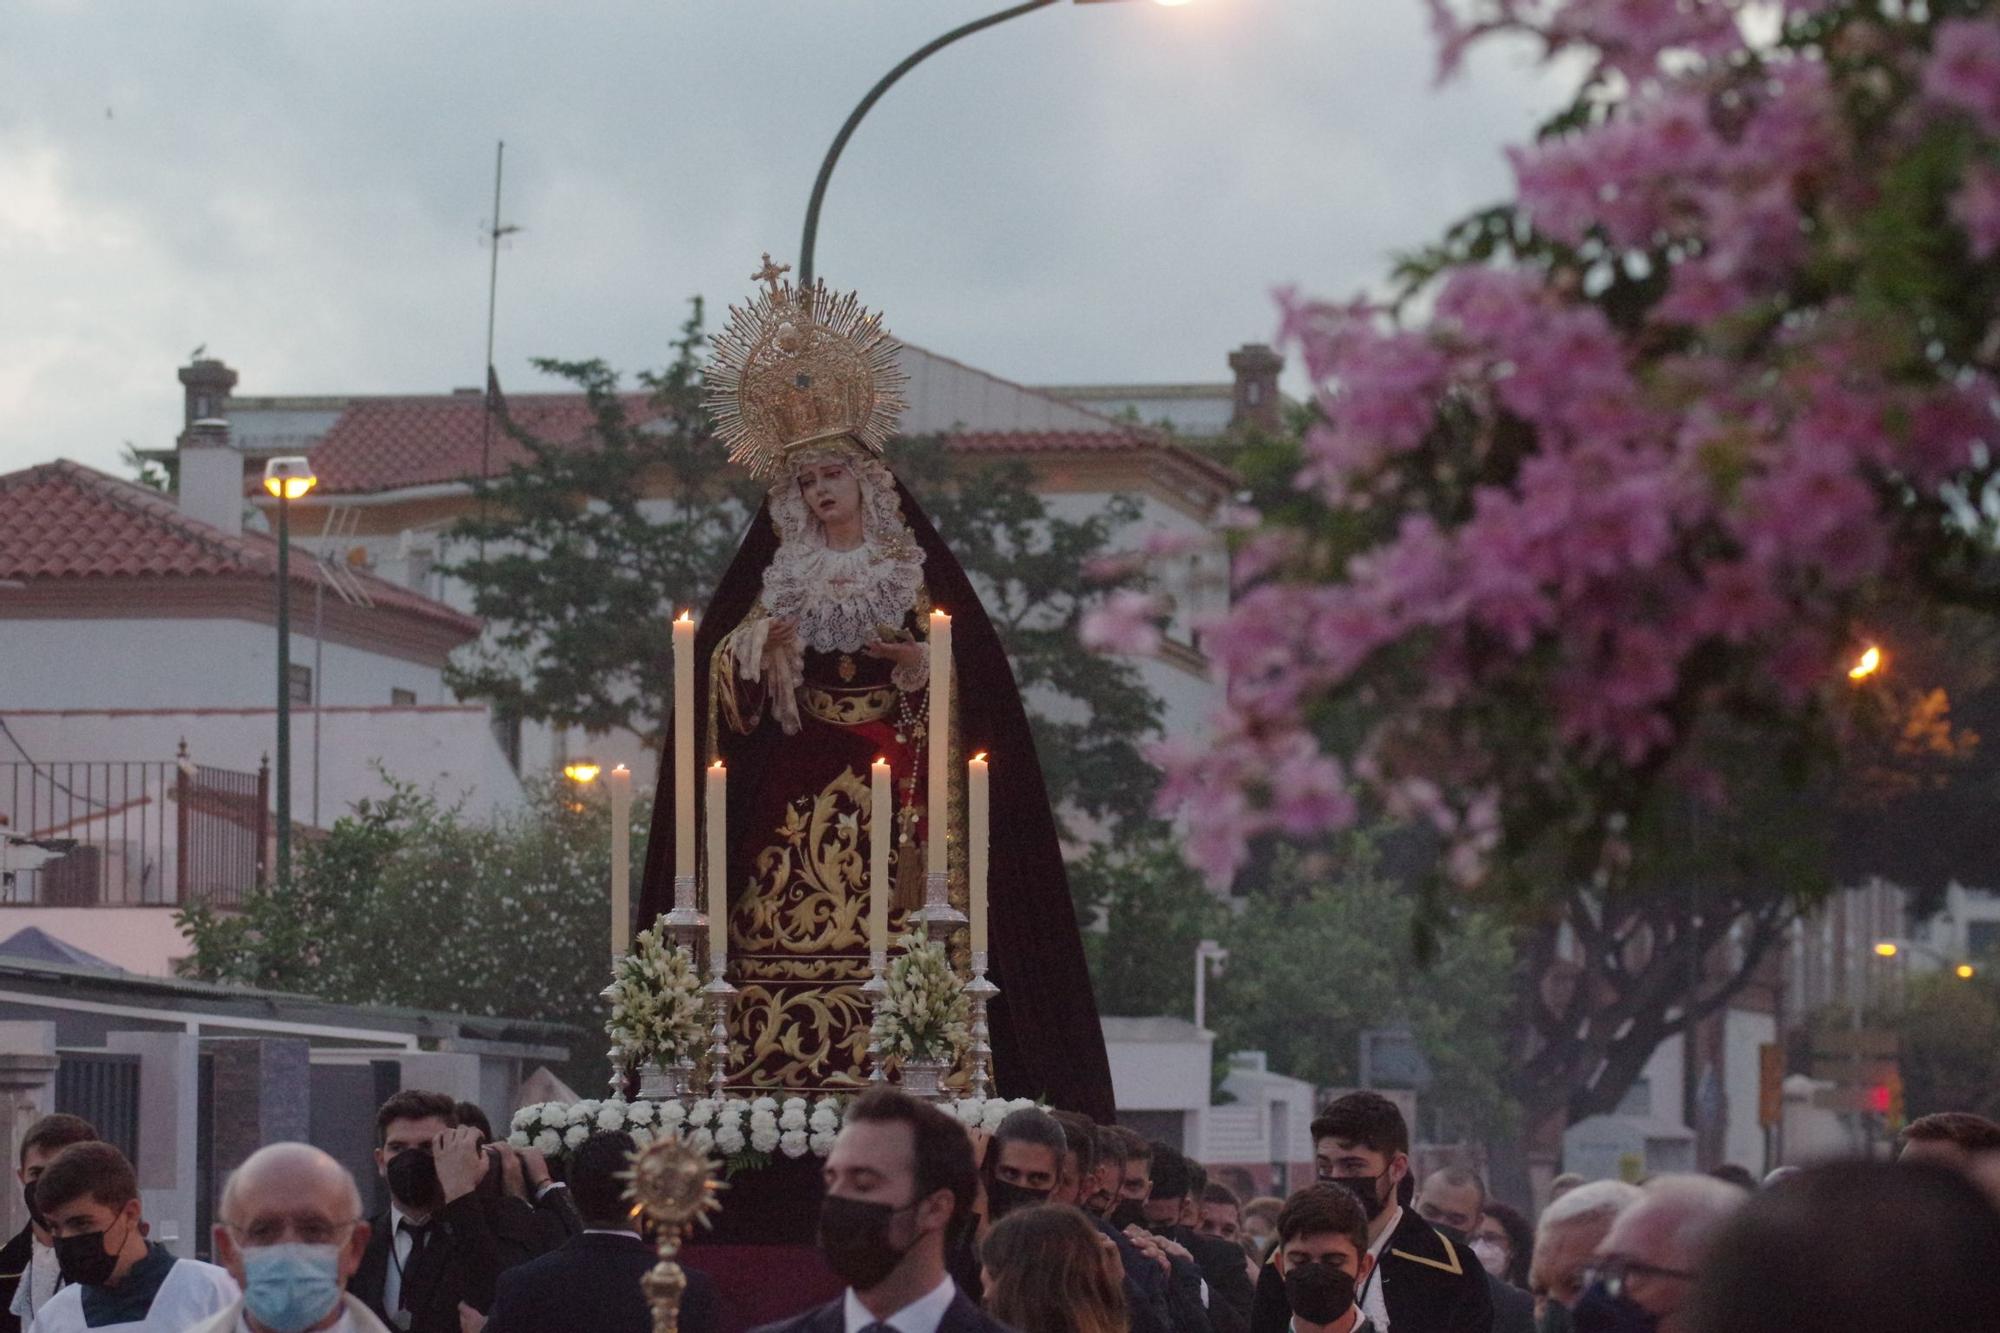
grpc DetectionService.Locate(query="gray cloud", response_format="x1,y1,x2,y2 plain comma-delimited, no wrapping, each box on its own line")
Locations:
0,0,1570,475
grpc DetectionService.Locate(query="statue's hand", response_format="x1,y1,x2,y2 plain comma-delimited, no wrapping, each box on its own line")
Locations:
766,618,799,652
863,639,925,672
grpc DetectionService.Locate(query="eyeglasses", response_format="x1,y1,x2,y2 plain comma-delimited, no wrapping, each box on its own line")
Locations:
1584,1255,1696,1298
224,1217,361,1248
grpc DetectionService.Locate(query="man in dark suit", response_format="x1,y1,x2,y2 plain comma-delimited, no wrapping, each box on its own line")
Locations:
483,1131,717,1333
1415,1167,1533,1333
351,1090,539,1333
1250,1093,1492,1333
1,1114,97,1332
1145,1144,1253,1333
751,1088,1009,1333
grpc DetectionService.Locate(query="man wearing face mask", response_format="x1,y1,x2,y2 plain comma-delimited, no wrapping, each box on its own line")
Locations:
950,1109,1070,1305
1271,1185,1379,1333
1414,1169,1533,1333
1567,1175,1743,1333
1146,1147,1252,1333
26,1141,236,1332
350,1092,530,1333
1060,1126,1174,1333
750,1088,1009,1333
4,1115,98,1332
1250,1094,1491,1333
186,1142,386,1333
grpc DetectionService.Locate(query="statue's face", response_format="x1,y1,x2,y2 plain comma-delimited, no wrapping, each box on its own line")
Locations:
797,459,862,531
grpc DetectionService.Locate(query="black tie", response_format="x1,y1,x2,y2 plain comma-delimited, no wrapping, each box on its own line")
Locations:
398,1219,433,1310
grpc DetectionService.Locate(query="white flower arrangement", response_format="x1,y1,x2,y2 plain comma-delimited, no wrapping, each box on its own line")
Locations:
506,1093,1043,1175
603,923,707,1071
870,934,971,1065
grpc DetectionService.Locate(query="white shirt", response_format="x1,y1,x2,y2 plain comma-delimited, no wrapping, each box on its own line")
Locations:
841,1274,957,1333
9,1239,57,1324
1291,1309,1367,1333
26,1255,237,1333
1359,1204,1401,1332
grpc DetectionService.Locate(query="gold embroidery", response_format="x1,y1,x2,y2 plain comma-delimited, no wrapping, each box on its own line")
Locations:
1390,1237,1466,1276
838,654,857,682
801,685,896,726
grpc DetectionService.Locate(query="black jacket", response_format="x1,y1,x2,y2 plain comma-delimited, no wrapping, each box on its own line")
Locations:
485,1231,718,1333
1250,1209,1493,1333
1172,1226,1254,1333
352,1195,540,1333
750,1286,1011,1333
0,1224,31,1333
1488,1270,1534,1333
1087,1213,1178,1333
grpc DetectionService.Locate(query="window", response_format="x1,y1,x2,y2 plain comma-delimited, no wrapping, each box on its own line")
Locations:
391,688,417,706
287,664,313,706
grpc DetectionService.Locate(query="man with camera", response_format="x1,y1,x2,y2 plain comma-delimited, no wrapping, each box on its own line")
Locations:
350,1092,541,1333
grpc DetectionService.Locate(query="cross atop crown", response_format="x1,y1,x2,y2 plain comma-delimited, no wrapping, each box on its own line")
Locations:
751,253,792,294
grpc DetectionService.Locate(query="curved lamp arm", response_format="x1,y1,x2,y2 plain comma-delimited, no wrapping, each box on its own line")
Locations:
798,0,1059,288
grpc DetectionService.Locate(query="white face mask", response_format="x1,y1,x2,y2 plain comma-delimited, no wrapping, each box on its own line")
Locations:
1470,1236,1509,1277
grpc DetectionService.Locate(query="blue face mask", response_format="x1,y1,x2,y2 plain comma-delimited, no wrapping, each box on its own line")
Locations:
239,1242,343,1333
1570,1279,1660,1333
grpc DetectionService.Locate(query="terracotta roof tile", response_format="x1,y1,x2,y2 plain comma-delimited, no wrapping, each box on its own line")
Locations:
301,397,1235,495
0,459,480,637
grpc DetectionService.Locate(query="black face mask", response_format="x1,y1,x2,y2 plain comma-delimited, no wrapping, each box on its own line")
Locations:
1571,1281,1660,1333
53,1216,127,1288
986,1178,1051,1223
385,1147,443,1212
1284,1262,1358,1326
21,1181,41,1231
1322,1170,1390,1221
1108,1199,1149,1231
818,1194,918,1292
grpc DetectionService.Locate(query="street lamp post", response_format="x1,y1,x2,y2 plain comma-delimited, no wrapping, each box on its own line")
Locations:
797,0,1185,288
263,457,318,886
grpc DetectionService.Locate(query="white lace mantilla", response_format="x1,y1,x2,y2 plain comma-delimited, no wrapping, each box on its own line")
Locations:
761,540,924,654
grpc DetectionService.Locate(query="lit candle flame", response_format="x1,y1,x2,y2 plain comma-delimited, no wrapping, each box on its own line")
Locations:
971,752,988,763
1848,645,1883,681
676,610,693,624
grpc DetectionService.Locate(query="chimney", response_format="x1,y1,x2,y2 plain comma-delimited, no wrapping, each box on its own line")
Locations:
1228,343,1284,435
177,418,244,537
178,358,238,430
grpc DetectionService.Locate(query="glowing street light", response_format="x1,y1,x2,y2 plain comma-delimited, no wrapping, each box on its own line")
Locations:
1873,941,1899,958
1848,645,1884,682
262,455,318,886
1957,963,1978,980
564,760,603,786
1873,938,1976,979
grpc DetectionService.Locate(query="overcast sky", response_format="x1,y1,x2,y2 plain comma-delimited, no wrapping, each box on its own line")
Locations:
0,0,1570,478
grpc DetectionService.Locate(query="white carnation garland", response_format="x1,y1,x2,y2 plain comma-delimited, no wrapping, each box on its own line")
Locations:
507,1094,1039,1175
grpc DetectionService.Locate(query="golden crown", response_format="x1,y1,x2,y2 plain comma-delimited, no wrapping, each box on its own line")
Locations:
706,255,909,482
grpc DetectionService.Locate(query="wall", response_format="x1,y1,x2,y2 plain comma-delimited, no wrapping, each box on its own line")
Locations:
0,616,450,712
0,706,525,830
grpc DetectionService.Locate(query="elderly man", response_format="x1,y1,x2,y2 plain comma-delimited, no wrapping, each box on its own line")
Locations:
1529,1180,1641,1319
1572,1175,1744,1333
189,1142,384,1333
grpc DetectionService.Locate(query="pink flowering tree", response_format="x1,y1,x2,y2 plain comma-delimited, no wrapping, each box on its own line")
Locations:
1118,0,2000,1165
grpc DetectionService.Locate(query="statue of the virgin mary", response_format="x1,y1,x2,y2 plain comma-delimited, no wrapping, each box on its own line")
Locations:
638,258,1114,1121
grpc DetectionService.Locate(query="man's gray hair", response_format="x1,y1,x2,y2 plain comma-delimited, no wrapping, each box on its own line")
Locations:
1626,1174,1747,1266
1537,1178,1642,1238
992,1106,1068,1159
220,1142,363,1221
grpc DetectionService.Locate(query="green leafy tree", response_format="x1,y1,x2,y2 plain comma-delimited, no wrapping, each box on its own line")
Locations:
1892,973,2000,1123
177,777,638,1091
1079,827,1517,1142
446,302,757,746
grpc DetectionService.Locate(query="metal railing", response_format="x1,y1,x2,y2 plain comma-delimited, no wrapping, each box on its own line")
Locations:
0,751,267,907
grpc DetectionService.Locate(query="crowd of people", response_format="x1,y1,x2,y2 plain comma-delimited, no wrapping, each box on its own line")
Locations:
3,1089,1999,1333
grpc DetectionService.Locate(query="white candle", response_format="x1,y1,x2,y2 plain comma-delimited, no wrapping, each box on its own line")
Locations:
927,610,952,876
674,612,696,882
706,760,727,967
968,753,989,958
870,757,891,958
608,765,633,959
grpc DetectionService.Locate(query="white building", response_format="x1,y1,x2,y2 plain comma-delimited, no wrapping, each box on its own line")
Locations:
0,456,515,972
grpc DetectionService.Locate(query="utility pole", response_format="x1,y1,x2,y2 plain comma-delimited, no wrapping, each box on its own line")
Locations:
478,141,521,560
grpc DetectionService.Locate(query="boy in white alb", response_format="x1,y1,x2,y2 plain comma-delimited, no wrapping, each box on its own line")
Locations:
25,1141,236,1333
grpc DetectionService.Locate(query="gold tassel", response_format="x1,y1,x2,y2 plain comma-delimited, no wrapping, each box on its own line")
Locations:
894,838,927,915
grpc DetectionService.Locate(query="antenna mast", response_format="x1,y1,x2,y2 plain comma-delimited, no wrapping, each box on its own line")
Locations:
479,140,522,558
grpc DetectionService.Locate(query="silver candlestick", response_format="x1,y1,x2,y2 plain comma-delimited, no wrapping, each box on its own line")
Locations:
916,869,967,945
964,951,1000,1100
663,875,705,954
861,949,889,1084
702,965,737,1100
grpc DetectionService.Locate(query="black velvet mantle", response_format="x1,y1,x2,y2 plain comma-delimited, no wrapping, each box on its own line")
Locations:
637,480,1116,1122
